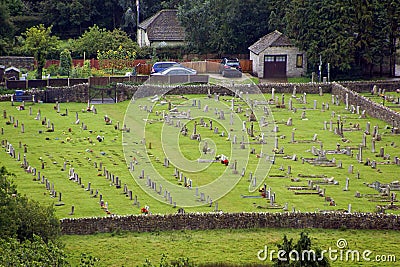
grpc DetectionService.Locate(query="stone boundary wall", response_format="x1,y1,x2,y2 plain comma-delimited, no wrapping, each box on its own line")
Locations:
60,212,400,235
2,81,399,125
0,56,35,70
332,83,400,126
257,83,331,94
340,81,400,93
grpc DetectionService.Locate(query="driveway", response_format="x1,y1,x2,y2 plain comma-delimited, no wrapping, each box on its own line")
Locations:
207,72,256,86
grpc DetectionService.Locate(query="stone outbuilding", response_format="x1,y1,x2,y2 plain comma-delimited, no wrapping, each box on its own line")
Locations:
137,9,186,48
249,30,307,79
5,66,20,80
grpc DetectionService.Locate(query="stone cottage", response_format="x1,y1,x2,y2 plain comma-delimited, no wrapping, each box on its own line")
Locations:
249,30,307,79
137,9,186,48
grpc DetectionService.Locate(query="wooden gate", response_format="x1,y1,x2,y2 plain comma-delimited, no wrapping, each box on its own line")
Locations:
89,86,117,104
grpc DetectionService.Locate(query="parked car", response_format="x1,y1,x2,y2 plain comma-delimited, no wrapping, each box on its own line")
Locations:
151,66,197,76
219,58,242,73
219,58,242,77
151,61,182,74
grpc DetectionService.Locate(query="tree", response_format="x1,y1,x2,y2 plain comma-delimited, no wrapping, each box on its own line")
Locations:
178,0,213,53
273,232,330,266
0,166,60,243
97,45,137,74
59,49,73,76
0,3,15,55
0,166,19,239
21,24,59,79
71,25,138,59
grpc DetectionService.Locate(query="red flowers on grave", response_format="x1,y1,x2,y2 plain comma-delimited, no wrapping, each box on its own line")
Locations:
141,207,149,215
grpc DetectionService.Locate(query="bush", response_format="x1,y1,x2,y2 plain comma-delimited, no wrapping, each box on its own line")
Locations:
0,166,60,243
0,235,69,266
273,232,330,266
46,64,59,76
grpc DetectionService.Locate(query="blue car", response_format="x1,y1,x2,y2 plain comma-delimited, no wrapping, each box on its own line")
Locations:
151,61,182,74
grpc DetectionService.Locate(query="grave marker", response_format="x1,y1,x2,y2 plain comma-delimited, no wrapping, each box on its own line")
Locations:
348,165,353,174
344,178,349,191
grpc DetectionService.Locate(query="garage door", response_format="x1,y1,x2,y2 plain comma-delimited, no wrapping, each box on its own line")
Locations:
263,55,287,78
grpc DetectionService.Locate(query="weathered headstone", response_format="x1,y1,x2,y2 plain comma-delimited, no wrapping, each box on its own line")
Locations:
348,164,353,174
344,178,349,191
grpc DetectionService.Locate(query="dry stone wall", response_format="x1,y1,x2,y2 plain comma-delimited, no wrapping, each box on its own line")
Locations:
60,212,400,235
332,83,400,126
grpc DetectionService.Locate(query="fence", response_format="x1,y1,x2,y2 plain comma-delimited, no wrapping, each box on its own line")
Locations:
5,76,148,89
43,59,253,74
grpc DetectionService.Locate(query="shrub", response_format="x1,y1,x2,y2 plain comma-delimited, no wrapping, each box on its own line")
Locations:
59,49,73,76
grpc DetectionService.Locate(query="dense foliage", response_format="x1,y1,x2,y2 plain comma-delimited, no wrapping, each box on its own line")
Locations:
70,25,139,59
273,232,330,266
0,0,399,77
178,0,400,77
0,166,67,265
19,24,59,79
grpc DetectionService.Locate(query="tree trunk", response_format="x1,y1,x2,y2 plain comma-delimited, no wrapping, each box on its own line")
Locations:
36,66,43,80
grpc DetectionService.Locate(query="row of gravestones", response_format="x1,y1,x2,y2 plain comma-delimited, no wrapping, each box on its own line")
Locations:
3,102,143,216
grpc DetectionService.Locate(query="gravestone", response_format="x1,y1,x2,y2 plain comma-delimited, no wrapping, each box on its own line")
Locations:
271,88,275,100
301,111,306,119
344,178,349,191
69,205,74,215
219,110,225,120
379,147,384,157
372,126,378,138
288,98,293,110
348,165,353,174
362,134,367,147
365,122,371,135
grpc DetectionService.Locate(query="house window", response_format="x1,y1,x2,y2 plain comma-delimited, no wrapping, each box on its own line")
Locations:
276,56,286,62
264,56,275,62
296,54,303,68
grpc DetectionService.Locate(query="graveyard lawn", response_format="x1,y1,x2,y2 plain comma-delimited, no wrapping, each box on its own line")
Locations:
360,92,400,113
0,92,400,218
60,227,400,266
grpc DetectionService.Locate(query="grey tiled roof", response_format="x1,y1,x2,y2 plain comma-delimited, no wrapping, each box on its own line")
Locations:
248,30,294,54
139,9,185,41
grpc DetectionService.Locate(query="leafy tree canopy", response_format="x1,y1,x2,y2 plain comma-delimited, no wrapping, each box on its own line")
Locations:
19,24,59,79
70,25,139,59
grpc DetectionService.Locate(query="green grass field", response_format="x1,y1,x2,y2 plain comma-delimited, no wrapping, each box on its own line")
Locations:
359,91,400,113
60,228,400,266
1,90,400,266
